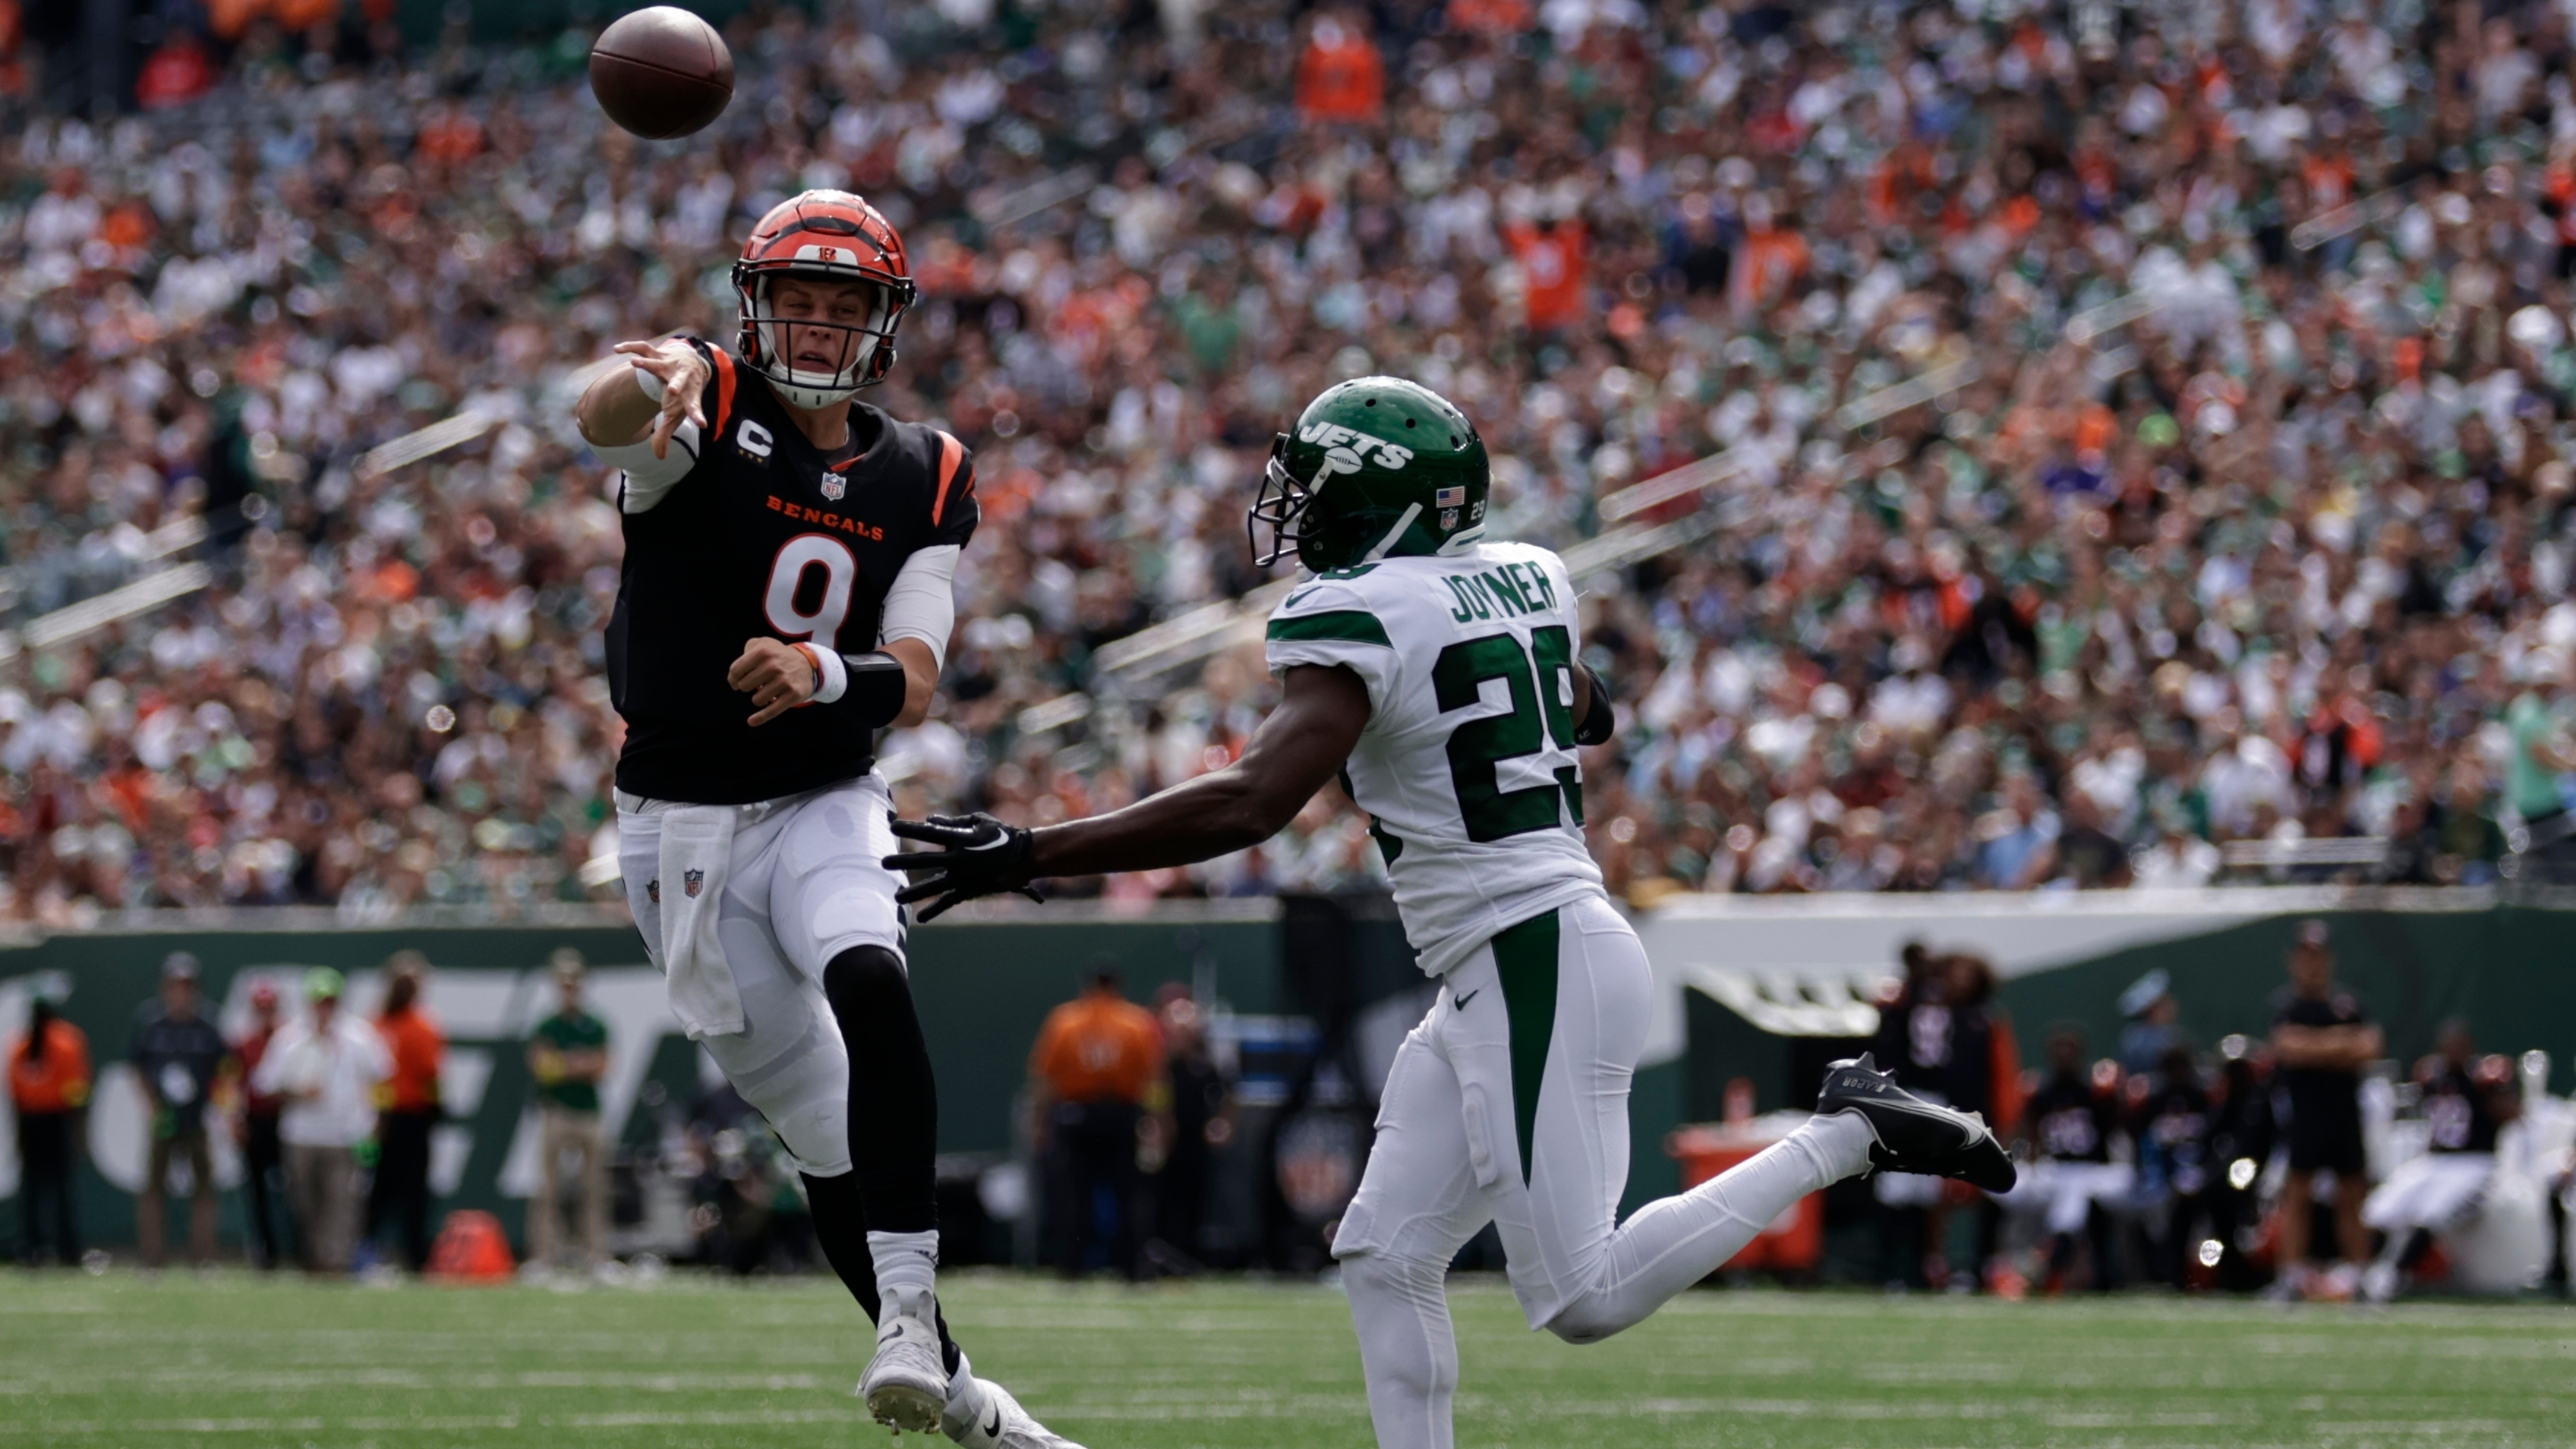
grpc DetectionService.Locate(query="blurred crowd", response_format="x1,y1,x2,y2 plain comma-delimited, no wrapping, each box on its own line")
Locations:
11,0,2576,917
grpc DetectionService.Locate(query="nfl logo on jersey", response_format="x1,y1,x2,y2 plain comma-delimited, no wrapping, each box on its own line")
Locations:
821,471,847,501
683,869,705,898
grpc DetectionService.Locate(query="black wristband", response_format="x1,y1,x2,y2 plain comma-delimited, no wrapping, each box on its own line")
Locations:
1574,662,1616,746
838,650,910,729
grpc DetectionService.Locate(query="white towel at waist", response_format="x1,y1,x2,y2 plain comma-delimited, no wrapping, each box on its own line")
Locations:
657,803,743,1038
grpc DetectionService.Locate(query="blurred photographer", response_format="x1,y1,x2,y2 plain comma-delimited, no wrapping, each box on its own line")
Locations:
365,953,445,1274
131,953,226,1268
231,981,293,1271
1029,965,1163,1280
8,994,90,1266
251,970,390,1274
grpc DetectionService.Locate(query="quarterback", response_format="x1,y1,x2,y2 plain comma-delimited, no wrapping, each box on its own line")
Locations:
888,378,2015,1449
575,189,1074,1449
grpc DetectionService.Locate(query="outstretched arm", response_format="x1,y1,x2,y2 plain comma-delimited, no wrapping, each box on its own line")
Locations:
884,663,1370,918
1033,663,1370,877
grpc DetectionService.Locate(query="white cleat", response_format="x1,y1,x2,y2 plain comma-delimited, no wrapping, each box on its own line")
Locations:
861,1288,951,1434
943,1375,1086,1449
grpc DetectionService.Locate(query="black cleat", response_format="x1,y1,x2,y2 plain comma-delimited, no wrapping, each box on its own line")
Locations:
1818,1053,2016,1193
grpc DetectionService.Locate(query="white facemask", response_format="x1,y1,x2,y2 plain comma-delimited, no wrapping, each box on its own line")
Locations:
752,276,887,409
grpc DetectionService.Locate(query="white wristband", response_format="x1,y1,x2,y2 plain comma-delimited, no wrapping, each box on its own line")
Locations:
801,644,848,704
630,364,666,404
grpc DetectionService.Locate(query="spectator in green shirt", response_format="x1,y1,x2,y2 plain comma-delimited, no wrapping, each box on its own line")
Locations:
1171,281,1243,380
2505,666,2576,882
525,950,611,1275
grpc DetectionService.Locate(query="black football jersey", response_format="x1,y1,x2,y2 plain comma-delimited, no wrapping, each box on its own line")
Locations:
2134,1081,2213,1193
2419,1063,2502,1154
1873,993,1954,1094
1869,994,1996,1114
2026,1071,2119,1163
2209,1062,2276,1176
607,340,979,805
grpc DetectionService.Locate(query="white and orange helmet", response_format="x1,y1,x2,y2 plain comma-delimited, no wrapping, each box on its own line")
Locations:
732,190,917,408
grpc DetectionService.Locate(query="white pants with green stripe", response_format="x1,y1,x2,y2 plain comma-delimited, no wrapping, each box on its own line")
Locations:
1332,893,1873,1449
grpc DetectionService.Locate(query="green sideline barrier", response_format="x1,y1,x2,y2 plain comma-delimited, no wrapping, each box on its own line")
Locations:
1995,905,2576,1090
0,905,1281,1250
1677,898,2576,1123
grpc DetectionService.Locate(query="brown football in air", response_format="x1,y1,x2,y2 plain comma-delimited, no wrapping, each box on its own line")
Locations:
589,7,734,140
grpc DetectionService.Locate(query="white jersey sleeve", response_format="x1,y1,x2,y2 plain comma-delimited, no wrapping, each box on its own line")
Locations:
1263,575,1406,710
1263,543,1605,976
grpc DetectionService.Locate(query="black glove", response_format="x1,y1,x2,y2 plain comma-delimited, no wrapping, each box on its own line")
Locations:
882,812,1043,922
1574,662,1616,746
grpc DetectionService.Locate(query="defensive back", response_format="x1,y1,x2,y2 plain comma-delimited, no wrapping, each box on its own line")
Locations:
1263,540,1603,975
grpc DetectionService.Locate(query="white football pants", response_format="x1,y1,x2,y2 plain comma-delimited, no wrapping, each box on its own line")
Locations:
2363,1153,2495,1234
616,773,906,1176
1332,893,1874,1449
1994,1160,2136,1236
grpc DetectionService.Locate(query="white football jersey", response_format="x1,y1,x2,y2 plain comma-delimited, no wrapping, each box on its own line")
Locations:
1264,540,1606,976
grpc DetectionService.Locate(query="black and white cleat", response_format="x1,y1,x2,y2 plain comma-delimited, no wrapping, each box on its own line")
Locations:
1818,1053,2016,1192
944,1376,1089,1449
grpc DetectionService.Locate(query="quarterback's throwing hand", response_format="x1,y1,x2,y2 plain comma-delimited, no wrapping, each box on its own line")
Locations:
883,813,1042,921
613,338,710,460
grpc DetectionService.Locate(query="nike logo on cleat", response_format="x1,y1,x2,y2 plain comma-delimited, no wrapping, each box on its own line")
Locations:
1453,989,1479,1010
985,1408,1003,1438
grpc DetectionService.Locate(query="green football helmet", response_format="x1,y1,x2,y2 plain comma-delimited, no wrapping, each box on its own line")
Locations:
1250,376,1490,574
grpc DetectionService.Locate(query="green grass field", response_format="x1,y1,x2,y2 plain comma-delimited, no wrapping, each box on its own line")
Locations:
2,1270,2571,1448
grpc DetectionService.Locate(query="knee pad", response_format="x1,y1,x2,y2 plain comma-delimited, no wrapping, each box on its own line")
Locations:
822,944,910,1016
1339,1249,1458,1397
705,1004,852,1176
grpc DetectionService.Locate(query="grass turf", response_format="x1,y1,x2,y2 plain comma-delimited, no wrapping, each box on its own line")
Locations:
1,1270,2571,1448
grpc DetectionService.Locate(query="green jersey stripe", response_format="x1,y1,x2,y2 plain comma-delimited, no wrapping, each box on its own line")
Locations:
1267,610,1392,646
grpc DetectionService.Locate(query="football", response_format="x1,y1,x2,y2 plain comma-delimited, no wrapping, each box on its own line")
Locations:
588,6,734,140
